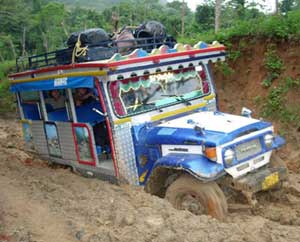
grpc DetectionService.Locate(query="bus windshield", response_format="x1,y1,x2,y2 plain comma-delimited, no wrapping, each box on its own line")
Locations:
109,66,210,117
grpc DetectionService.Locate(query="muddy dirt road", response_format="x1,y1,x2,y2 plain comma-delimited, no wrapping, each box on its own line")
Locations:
0,117,300,242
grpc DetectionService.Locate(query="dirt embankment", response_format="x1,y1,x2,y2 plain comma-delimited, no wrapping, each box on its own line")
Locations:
213,37,300,172
0,119,300,241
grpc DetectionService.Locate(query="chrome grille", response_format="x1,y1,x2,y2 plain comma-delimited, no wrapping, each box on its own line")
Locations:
235,139,262,161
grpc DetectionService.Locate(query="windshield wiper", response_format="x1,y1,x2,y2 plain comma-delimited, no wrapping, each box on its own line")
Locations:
141,101,163,112
161,94,191,106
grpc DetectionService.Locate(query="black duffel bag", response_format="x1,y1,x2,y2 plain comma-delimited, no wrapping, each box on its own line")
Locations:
135,21,166,38
67,28,110,48
134,21,167,51
76,46,117,62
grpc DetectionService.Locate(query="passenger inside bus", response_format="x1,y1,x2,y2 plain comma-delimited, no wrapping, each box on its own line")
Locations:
45,90,68,122
74,88,96,106
45,89,66,110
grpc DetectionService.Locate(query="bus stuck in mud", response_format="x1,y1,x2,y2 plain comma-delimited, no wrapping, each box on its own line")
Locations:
9,27,287,220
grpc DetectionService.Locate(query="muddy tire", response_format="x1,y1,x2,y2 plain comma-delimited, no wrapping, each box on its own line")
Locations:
165,174,228,220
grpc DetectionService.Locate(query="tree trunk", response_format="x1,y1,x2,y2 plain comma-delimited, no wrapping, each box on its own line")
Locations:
41,32,48,52
215,0,222,33
0,51,4,62
112,11,119,33
22,26,26,56
8,37,17,59
274,0,279,14
61,20,69,37
181,0,185,37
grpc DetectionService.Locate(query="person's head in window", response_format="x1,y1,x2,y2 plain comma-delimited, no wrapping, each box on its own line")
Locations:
46,89,65,110
75,88,96,106
49,90,60,100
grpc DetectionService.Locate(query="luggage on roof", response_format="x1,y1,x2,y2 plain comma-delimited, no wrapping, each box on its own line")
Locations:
16,22,177,70
114,27,136,54
134,21,169,51
135,21,166,38
67,28,110,48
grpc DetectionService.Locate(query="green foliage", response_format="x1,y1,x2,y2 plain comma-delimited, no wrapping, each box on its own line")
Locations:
228,50,241,62
253,95,262,106
261,45,284,87
216,62,234,76
1,0,300,63
195,3,215,31
198,9,300,44
0,60,15,79
46,0,124,11
0,80,15,113
280,0,300,14
262,85,287,117
262,77,300,124
0,61,16,113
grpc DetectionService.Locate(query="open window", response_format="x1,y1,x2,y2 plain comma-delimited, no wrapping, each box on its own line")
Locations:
44,89,71,122
19,91,42,120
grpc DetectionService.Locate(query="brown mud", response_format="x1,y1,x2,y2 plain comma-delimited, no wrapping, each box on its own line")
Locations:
0,119,300,242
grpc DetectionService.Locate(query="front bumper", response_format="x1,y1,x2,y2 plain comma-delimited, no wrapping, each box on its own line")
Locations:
221,165,288,193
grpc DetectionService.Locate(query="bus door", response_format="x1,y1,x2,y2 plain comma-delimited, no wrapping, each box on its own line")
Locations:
70,86,117,177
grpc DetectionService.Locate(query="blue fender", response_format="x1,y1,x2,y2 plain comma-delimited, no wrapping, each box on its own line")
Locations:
153,153,225,181
272,135,285,149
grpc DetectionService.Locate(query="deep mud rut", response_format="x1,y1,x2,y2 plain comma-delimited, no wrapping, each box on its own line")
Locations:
0,118,300,242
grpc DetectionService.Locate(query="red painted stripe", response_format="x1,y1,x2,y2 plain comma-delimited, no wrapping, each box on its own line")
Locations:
9,63,107,78
9,46,225,78
95,79,119,178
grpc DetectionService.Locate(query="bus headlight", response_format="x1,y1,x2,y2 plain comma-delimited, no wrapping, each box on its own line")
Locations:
224,149,235,165
264,134,274,148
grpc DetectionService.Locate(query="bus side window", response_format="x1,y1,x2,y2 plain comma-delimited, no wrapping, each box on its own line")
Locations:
73,88,97,107
19,91,42,120
44,90,69,122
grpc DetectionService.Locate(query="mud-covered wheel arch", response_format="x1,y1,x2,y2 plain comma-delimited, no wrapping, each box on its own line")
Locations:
145,167,185,198
145,167,228,220
166,174,228,220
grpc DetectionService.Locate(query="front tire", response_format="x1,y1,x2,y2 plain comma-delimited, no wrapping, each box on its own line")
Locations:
165,174,228,220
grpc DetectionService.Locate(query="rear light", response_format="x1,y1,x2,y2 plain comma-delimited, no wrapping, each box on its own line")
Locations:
203,146,217,162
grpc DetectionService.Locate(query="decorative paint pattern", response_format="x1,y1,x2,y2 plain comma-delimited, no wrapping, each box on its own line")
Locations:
108,41,223,63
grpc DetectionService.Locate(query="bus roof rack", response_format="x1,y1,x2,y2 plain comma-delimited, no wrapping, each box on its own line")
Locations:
16,35,176,72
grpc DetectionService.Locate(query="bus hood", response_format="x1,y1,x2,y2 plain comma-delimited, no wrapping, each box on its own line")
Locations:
142,112,271,146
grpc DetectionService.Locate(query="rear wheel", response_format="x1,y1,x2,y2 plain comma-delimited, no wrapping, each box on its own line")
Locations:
165,174,228,220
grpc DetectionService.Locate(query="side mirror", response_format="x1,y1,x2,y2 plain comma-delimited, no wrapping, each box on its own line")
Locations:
241,107,252,118
194,125,205,136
